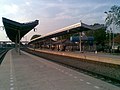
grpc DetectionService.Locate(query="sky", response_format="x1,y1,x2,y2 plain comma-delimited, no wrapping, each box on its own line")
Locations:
0,0,120,41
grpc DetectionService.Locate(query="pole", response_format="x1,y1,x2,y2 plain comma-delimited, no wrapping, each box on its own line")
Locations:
112,29,115,53
15,35,17,52
79,32,82,52
50,38,52,50
112,12,115,53
18,30,21,55
109,29,111,47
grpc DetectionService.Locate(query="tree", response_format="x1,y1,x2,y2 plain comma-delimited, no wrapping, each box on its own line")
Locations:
114,34,120,44
85,23,106,45
105,5,120,53
105,5,120,28
93,29,106,45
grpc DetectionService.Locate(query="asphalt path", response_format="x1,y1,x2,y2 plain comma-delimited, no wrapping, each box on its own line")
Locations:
0,49,120,90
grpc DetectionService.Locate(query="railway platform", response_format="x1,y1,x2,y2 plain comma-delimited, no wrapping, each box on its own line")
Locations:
32,49,120,65
0,49,120,90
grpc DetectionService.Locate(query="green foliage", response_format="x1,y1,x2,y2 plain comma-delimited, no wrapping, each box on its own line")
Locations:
85,25,106,45
114,34,120,44
93,29,106,45
105,5,120,27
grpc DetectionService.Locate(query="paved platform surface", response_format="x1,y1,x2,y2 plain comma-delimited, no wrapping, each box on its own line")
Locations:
33,49,120,65
0,49,120,90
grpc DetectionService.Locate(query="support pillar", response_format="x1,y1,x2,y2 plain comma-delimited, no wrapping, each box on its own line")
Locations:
15,35,18,52
79,32,82,52
18,30,21,55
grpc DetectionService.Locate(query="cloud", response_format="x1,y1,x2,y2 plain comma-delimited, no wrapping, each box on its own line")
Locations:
58,0,63,2
25,2,31,6
1,0,120,41
3,4,19,14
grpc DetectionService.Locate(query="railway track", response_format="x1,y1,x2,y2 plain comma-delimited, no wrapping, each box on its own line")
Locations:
0,49,9,64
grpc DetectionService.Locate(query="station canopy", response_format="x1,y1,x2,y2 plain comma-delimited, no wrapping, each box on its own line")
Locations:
2,17,39,43
30,22,104,43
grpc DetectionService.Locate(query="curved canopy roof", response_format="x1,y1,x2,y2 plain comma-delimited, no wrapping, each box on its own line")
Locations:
2,17,39,43
30,22,104,44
